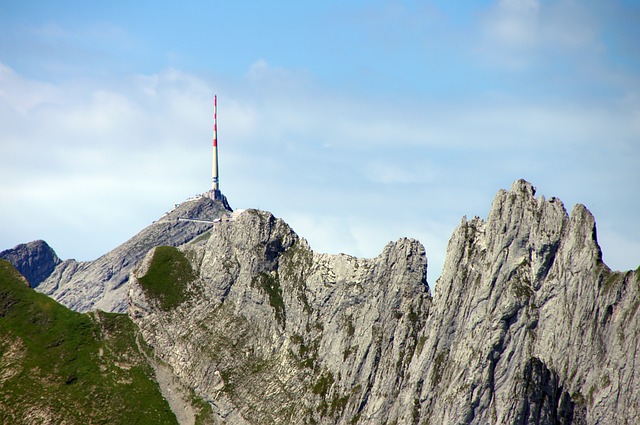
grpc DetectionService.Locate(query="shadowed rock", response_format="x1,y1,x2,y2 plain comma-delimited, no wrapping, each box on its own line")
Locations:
0,240,61,288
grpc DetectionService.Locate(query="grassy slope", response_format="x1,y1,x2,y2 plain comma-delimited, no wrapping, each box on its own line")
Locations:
137,246,196,310
0,259,178,425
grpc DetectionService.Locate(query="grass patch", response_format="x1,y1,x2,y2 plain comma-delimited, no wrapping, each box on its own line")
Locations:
571,391,586,406
601,269,622,292
343,346,355,361
0,259,177,424
191,231,212,244
416,336,427,355
138,246,197,310
290,333,304,344
292,335,320,370
254,272,285,325
312,371,334,397
512,280,534,298
345,316,355,337
587,384,597,406
330,393,349,415
313,370,357,418
430,351,448,386
510,260,534,298
407,307,419,324
280,241,313,314
186,389,215,425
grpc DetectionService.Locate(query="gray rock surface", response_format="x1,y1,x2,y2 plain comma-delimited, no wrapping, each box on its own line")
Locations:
409,179,639,424
130,209,431,424
129,180,639,424
0,240,61,288
32,196,230,313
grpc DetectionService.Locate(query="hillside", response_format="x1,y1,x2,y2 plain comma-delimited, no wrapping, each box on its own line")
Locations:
0,259,185,424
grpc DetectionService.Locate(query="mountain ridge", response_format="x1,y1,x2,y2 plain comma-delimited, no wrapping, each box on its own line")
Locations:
1,195,231,313
126,179,639,424
2,179,639,424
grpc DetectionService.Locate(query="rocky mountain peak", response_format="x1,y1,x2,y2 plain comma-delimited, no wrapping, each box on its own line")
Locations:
0,239,61,288
7,196,232,313
423,180,638,424
208,209,299,272
129,206,432,424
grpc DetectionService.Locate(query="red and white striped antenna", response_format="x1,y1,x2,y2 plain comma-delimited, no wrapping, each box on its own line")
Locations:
212,95,219,194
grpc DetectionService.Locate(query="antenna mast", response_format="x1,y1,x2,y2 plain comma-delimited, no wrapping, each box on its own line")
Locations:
211,95,220,198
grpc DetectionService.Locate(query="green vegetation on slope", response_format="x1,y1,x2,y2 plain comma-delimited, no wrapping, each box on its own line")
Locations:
138,246,197,310
254,271,285,325
0,259,177,425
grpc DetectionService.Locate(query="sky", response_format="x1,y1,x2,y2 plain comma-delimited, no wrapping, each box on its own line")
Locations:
1,0,639,284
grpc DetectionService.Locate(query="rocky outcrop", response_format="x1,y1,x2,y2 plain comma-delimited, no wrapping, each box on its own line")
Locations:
130,209,431,424
0,240,61,288
3,179,637,424
32,196,230,313
411,179,640,424
129,180,639,424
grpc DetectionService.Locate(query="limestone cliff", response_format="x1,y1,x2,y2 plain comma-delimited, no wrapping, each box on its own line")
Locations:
0,240,61,287
130,209,430,424
3,196,230,313
410,180,639,424
128,180,640,424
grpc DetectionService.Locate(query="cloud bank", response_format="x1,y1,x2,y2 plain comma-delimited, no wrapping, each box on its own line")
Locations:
1,0,639,282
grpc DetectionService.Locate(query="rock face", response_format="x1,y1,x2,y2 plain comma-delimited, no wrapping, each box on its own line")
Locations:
0,240,61,287
9,196,231,313
130,209,430,424
129,180,639,424
410,179,640,424
3,179,638,424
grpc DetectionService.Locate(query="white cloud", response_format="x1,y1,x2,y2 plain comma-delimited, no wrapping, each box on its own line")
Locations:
0,65,214,259
488,0,541,48
0,64,57,113
478,0,606,70
0,59,638,280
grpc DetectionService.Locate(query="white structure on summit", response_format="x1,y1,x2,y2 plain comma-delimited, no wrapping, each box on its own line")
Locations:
171,95,231,225
203,94,230,210
203,95,231,211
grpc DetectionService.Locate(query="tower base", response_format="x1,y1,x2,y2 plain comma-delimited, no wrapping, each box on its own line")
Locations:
203,190,232,211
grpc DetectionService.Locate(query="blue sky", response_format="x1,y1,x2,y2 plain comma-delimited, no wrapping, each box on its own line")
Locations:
1,0,639,283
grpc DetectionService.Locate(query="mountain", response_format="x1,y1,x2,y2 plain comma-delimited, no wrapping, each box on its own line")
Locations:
2,180,639,424
0,240,61,288
1,195,231,313
127,180,639,424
